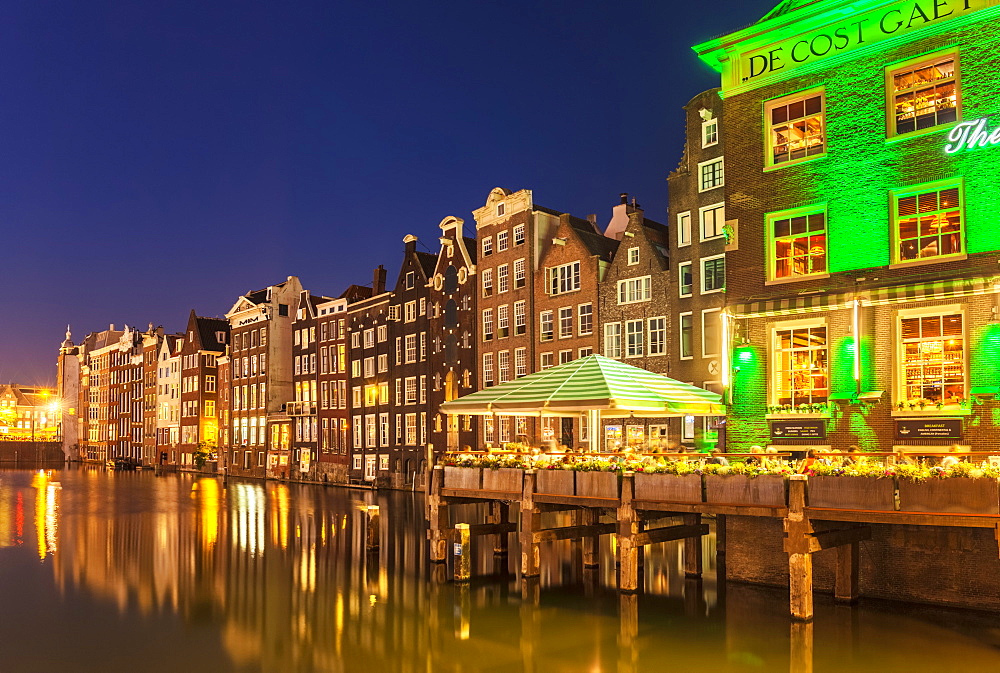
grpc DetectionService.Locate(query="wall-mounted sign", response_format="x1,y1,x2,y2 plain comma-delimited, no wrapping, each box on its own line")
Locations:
944,117,1000,153
236,313,264,327
709,0,990,94
896,418,962,439
770,420,826,440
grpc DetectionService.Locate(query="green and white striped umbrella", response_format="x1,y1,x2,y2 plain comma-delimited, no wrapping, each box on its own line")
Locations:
439,354,724,417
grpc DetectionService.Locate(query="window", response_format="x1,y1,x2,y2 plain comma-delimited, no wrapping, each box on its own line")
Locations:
482,237,493,257
678,212,691,247
579,347,593,358
770,208,827,280
680,313,693,359
498,351,510,383
625,320,644,358
679,262,692,297
498,304,509,338
394,337,402,364
363,328,375,348
377,354,387,373
767,90,825,166
702,309,721,357
559,350,572,364
405,334,417,363
497,231,509,252
559,307,573,338
702,118,719,147
899,312,964,407
547,262,580,295
627,247,640,265
648,317,666,356
483,416,495,444
353,417,362,448
701,255,725,293
514,224,525,245
379,414,389,447
419,298,426,315
540,311,553,341
604,323,622,359
773,324,829,406
700,203,725,241
890,54,958,137
363,357,375,378
514,258,526,288
405,414,417,445
482,309,494,341
515,348,527,378
617,276,651,304
540,352,554,370
351,332,361,349
496,202,505,216
405,377,417,404
498,265,509,293
420,375,426,403
365,415,376,447
405,271,415,289
377,325,387,342
578,304,593,335
483,353,494,387
514,301,526,335
482,268,493,297
894,182,963,263
698,158,724,192
404,301,416,323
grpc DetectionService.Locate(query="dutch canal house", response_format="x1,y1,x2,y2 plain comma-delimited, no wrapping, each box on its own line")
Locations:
225,277,302,480
694,0,1000,454
428,216,479,464
176,311,228,468
288,289,334,480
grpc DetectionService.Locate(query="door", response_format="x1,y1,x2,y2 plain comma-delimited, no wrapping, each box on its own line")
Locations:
364,455,376,481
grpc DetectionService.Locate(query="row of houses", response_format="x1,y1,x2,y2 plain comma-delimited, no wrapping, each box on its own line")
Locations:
56,0,1000,485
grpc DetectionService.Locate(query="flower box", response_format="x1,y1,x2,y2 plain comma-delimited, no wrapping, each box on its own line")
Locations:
575,471,619,499
705,474,786,507
535,469,575,496
482,467,523,493
897,477,1000,515
633,473,703,503
808,475,895,511
444,466,482,490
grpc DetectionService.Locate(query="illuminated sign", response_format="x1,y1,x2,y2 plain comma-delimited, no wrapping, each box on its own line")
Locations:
720,0,990,92
944,117,1000,153
236,314,264,327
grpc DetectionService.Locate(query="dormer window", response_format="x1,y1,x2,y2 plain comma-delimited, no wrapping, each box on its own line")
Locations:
627,247,640,265
496,202,505,216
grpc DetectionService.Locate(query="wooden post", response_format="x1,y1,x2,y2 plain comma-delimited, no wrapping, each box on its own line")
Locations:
716,513,727,557
683,513,703,578
684,577,705,618
489,501,510,556
428,466,449,563
835,541,860,603
790,620,814,673
520,469,541,577
617,472,640,592
455,523,471,582
786,475,814,621
365,505,380,551
618,593,639,673
581,508,600,568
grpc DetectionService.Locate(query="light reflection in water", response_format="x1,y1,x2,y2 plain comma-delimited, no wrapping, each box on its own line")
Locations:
0,468,997,673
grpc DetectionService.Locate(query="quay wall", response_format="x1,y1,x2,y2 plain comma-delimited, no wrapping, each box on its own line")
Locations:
726,515,1000,611
0,441,64,463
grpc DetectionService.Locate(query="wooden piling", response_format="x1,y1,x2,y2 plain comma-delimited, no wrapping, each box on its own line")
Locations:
520,469,541,577
617,472,641,592
455,523,471,582
785,475,814,621
581,508,600,568
488,501,510,555
683,513,703,578
835,541,860,604
428,465,449,563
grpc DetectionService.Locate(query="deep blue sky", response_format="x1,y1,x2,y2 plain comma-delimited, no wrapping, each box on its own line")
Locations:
4,0,776,384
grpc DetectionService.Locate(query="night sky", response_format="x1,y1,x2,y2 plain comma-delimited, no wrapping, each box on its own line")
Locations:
3,0,777,384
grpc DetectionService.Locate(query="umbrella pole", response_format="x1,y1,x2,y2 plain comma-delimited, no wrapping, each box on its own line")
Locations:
588,409,600,453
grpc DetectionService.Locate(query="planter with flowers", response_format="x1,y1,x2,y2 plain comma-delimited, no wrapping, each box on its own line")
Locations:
632,460,704,503
442,453,483,490
895,463,1000,515
808,462,897,511
703,462,791,507
533,457,576,495
572,457,621,499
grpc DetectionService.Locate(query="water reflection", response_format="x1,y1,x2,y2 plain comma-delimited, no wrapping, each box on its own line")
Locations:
0,467,998,672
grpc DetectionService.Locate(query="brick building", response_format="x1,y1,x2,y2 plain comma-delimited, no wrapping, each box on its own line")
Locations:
694,0,1000,453
289,289,335,479
388,236,436,487
535,211,618,448
347,266,392,483
155,335,182,463
473,187,565,447
225,277,302,478
0,383,59,441
664,89,730,450
177,311,228,466
598,198,674,450
428,216,478,457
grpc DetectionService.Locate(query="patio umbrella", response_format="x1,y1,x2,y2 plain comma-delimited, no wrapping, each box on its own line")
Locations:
439,355,724,450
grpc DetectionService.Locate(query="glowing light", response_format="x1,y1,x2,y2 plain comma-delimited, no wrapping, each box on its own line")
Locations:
944,117,1000,153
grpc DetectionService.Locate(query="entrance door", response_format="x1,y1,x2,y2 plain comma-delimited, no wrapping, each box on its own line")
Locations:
560,417,574,448
445,371,459,451
364,455,376,481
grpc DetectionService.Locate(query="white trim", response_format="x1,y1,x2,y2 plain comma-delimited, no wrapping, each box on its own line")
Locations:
700,253,726,294
702,118,719,148
677,211,692,248
679,312,694,360
701,308,722,358
699,202,726,242
678,261,693,298
697,157,725,193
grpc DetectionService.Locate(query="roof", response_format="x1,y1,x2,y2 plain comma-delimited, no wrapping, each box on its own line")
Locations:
193,315,229,352
572,223,619,262
339,284,373,302
463,237,478,263
415,251,437,279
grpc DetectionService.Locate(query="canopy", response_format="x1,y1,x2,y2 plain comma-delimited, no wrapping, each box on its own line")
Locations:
439,354,724,418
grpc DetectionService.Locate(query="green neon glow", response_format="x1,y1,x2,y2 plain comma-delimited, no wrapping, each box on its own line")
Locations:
848,410,879,451
729,346,769,449
970,322,1000,388
944,118,1000,153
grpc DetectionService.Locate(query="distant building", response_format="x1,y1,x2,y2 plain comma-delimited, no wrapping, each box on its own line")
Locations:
155,334,182,463
0,383,59,441
177,311,228,466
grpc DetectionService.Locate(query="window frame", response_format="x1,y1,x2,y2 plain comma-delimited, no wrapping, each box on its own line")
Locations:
700,254,726,294
697,157,725,192
769,317,830,409
894,304,967,412
766,203,829,283
701,308,722,358
885,50,961,140
677,211,692,247
678,262,693,298
764,87,826,169
679,312,694,360
890,178,965,268
699,203,726,242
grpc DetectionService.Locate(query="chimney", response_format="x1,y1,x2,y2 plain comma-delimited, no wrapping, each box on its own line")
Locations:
587,214,598,226
620,192,628,205
403,234,418,252
373,265,387,294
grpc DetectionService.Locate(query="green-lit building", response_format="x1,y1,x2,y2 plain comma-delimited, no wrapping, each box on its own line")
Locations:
694,0,1000,453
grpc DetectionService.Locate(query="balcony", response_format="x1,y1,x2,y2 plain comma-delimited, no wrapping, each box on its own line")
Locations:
286,401,317,416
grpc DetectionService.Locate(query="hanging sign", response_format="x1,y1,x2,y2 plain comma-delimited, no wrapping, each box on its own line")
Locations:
770,420,826,439
896,418,962,439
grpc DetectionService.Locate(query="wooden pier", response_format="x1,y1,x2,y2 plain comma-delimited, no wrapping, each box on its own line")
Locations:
427,465,1000,619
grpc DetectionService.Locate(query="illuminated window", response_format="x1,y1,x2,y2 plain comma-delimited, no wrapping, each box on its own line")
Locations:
482,268,493,297
617,276,651,304
772,324,828,406
890,54,958,136
766,90,825,166
702,119,718,148
769,207,827,280
899,312,964,407
894,182,963,263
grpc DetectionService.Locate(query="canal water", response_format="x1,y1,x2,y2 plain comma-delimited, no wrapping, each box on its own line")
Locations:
1,466,998,672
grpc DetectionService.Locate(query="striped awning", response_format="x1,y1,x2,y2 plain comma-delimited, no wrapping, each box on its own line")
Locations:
731,292,851,319
439,354,724,418
866,276,996,305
